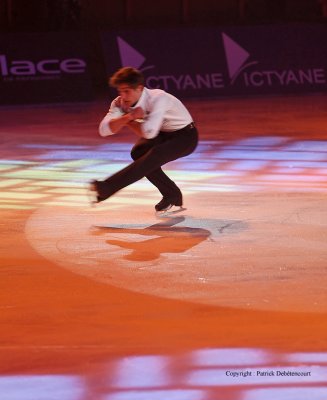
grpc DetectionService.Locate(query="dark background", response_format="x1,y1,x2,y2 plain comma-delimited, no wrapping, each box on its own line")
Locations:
1,0,326,96
1,0,326,32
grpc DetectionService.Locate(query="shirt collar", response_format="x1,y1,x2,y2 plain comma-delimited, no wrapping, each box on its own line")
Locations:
133,87,147,108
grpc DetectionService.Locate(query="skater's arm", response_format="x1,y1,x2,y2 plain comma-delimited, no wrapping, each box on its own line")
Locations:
108,114,134,134
140,95,167,139
109,107,144,134
127,120,144,137
99,98,125,137
99,98,144,136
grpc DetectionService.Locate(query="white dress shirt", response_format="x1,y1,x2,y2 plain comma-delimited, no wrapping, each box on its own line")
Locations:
99,87,193,139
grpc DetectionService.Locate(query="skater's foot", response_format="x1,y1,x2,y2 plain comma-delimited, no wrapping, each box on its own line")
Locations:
88,180,105,204
155,195,183,212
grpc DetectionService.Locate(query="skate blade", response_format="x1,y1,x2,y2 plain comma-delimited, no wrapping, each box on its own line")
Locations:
155,206,186,218
86,183,98,207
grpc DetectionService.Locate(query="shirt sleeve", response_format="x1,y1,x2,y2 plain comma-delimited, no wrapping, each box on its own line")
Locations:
98,98,124,137
141,94,170,139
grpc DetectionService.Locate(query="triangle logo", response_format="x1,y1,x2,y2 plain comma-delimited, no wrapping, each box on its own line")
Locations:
222,33,250,79
117,36,146,69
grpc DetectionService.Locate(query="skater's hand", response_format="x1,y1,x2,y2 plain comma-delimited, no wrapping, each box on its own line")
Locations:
114,96,130,113
129,107,145,121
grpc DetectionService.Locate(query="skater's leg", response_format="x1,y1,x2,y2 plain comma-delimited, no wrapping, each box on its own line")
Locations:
96,125,198,201
131,138,182,198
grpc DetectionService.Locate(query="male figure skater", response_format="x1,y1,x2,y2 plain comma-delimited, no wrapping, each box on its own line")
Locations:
90,67,198,212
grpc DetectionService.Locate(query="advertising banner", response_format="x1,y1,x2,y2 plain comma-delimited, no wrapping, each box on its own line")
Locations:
0,32,92,105
101,24,327,98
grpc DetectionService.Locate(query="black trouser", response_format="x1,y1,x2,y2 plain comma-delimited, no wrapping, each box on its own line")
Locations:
98,123,198,201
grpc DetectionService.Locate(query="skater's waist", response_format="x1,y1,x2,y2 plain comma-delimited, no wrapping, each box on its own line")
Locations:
161,122,196,134
183,122,196,130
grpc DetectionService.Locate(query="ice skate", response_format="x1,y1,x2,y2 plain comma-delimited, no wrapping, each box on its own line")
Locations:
88,180,104,206
155,196,186,217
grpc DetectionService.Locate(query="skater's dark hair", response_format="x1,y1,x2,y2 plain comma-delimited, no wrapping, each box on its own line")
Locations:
109,67,144,88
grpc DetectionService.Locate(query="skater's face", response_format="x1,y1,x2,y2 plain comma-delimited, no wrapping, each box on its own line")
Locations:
117,84,143,106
